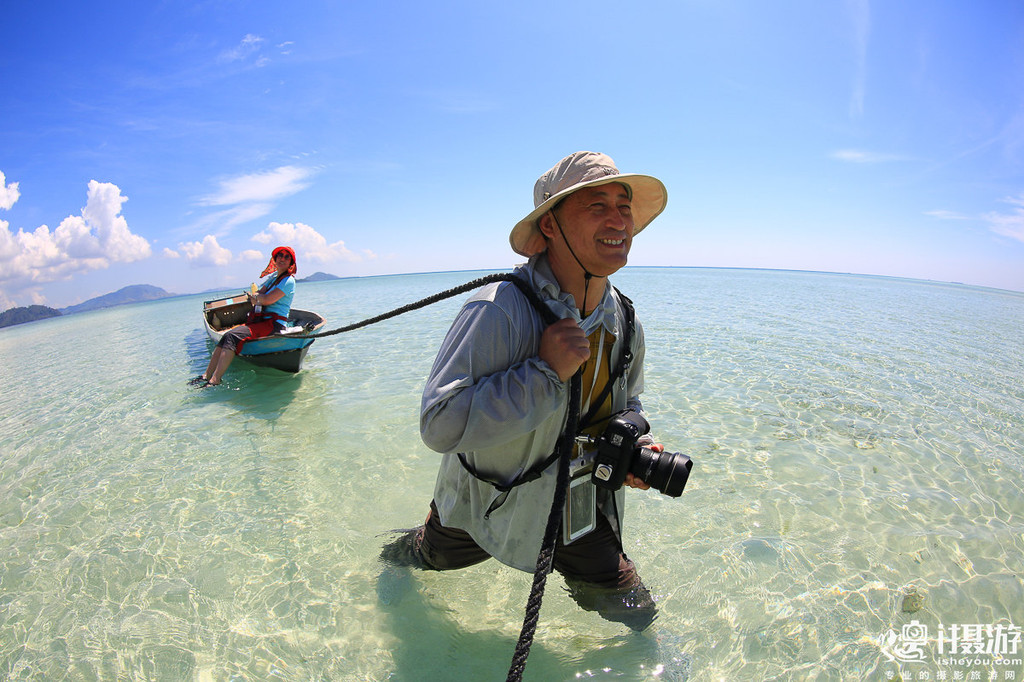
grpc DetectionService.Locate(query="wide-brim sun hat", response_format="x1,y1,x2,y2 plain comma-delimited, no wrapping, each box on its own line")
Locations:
509,151,668,258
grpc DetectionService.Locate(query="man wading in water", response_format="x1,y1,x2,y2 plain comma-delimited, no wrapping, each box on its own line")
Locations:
382,151,669,630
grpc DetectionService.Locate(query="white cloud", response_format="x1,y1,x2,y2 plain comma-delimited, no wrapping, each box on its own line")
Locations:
56,181,151,261
201,166,314,206
0,180,151,289
0,171,20,210
166,237,265,266
252,221,372,265
984,195,1024,243
179,234,233,267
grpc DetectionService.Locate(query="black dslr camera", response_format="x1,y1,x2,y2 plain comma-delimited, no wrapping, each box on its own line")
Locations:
590,410,692,497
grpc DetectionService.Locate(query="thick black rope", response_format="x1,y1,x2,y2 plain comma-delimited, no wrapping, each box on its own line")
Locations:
288,271,574,681
285,272,555,338
505,370,581,682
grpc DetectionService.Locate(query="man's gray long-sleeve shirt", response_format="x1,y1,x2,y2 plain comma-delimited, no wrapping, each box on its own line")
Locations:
420,254,646,572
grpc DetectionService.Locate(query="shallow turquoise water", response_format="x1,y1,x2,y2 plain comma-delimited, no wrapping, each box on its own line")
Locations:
1,268,1022,680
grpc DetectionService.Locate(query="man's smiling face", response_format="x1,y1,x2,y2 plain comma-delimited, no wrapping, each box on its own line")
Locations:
543,182,634,278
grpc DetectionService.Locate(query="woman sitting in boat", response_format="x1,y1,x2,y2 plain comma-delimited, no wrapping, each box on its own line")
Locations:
194,246,298,387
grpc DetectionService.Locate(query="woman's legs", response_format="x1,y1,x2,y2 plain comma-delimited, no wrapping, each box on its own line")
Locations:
199,325,251,385
202,346,225,381
207,348,236,385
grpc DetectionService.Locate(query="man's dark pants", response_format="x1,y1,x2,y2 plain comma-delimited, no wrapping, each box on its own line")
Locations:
382,500,658,631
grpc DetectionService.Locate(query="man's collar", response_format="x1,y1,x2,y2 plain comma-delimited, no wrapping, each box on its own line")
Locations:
525,254,619,335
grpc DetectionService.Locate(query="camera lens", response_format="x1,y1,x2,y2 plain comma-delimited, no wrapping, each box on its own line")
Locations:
631,447,692,497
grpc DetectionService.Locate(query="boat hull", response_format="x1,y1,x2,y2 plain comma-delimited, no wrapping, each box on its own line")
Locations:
202,294,326,373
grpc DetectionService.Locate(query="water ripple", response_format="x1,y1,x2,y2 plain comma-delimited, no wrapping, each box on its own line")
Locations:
1,270,1022,679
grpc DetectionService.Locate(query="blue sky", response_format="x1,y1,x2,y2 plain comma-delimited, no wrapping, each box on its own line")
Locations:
1,1,1022,309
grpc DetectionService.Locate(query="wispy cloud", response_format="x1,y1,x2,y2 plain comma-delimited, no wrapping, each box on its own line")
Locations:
167,165,319,263
983,195,1024,243
926,195,1024,244
924,210,970,220
201,166,315,206
831,149,908,164
173,203,275,243
183,165,315,238
219,34,266,65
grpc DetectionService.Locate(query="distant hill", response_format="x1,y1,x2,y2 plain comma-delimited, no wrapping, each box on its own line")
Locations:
298,271,341,282
0,305,63,329
60,284,175,315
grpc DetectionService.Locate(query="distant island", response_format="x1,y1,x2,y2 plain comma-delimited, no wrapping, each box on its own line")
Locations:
60,284,176,315
298,271,341,283
1,274,343,330
0,305,63,329
0,284,176,329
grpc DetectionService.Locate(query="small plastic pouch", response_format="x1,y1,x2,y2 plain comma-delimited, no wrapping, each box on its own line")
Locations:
563,472,597,545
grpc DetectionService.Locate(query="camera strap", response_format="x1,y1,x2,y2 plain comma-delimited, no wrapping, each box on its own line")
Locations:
455,284,636,518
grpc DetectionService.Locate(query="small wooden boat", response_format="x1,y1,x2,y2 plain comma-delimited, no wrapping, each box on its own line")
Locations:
202,293,326,373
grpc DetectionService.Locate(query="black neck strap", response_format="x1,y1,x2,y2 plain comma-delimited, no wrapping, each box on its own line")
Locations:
549,211,602,318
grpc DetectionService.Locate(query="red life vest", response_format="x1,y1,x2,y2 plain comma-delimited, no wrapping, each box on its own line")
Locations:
236,272,293,354
234,313,289,355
